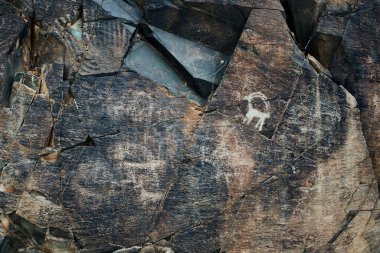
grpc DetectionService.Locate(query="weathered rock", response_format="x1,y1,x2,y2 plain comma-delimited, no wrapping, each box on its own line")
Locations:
329,5,380,192
33,0,82,27
282,0,328,48
143,1,250,55
80,19,134,76
284,0,380,190
0,1,29,105
0,0,379,252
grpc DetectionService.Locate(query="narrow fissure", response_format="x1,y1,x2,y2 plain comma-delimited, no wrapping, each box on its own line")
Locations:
60,135,96,153
327,210,359,244
280,0,327,50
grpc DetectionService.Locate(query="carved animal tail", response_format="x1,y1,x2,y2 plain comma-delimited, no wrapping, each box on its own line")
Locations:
247,92,270,112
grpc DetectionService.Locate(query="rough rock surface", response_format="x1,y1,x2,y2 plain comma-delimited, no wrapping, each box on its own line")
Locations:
0,0,379,252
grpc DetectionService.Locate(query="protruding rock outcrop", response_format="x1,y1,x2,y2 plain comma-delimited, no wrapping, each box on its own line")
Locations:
0,0,379,252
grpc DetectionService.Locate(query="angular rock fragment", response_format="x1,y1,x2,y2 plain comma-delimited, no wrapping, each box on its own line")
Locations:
294,1,380,189
306,15,346,67
90,0,142,23
43,62,70,118
80,20,135,76
0,2,29,105
281,0,327,48
13,72,41,92
0,0,379,252
208,8,298,136
123,37,206,106
123,1,251,102
144,1,250,55
33,0,82,27
3,0,34,17
16,192,68,228
83,0,117,22
149,26,229,97
329,6,380,188
0,161,36,195
0,192,20,213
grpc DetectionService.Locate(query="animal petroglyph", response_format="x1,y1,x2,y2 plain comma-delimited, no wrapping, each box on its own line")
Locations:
243,92,270,131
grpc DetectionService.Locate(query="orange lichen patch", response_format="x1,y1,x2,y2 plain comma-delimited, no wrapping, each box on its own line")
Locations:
59,169,66,178
5,185,23,195
41,151,60,162
0,216,10,233
158,86,176,98
8,140,33,159
64,89,75,107
39,64,50,96
182,103,203,142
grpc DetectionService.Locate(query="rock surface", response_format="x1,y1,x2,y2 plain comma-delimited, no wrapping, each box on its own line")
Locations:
0,0,379,252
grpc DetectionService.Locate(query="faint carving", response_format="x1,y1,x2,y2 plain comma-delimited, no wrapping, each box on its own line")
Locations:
243,92,270,131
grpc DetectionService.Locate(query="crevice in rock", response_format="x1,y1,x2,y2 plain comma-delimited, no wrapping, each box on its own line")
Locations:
63,87,77,108
280,0,327,50
44,124,56,148
121,21,139,67
62,44,76,82
145,162,180,245
1,17,32,106
152,209,227,245
67,233,84,251
221,118,347,248
61,135,96,153
13,72,42,94
96,130,122,139
29,11,40,69
327,210,358,244
81,135,96,147
78,71,120,78
14,93,36,136
306,33,342,68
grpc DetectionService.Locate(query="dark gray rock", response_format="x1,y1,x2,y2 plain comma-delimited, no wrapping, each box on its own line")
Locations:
80,20,135,76
0,0,379,252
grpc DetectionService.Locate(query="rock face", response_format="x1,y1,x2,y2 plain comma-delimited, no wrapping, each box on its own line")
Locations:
0,0,379,252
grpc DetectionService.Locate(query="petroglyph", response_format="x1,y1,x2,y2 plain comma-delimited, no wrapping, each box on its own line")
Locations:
243,92,270,131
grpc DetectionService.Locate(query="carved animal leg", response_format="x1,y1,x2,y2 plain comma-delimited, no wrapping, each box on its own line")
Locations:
256,118,264,131
245,116,252,125
255,119,261,130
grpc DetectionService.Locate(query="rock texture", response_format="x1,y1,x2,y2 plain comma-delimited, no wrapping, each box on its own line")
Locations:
0,0,379,252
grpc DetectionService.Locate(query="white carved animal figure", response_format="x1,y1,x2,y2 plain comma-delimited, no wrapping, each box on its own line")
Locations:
243,92,270,131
